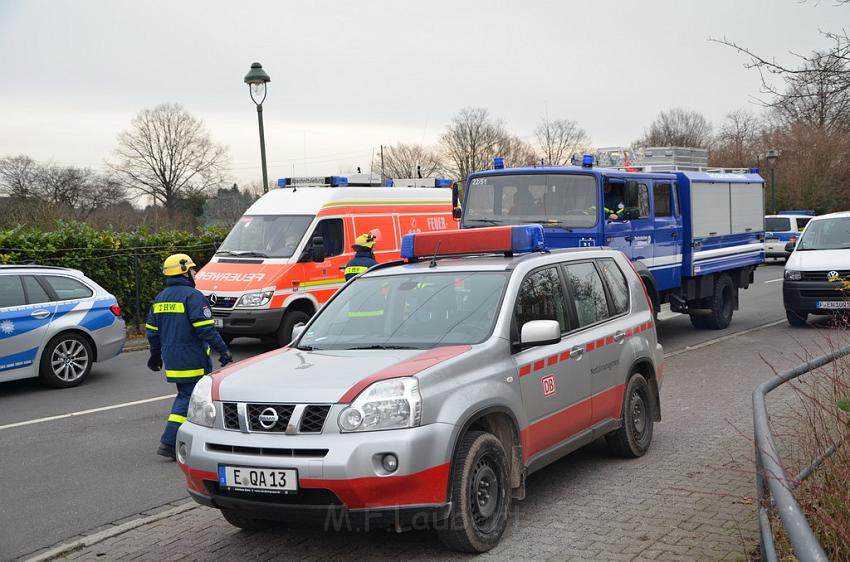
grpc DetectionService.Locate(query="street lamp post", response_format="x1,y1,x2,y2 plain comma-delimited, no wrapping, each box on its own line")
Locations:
244,62,272,193
766,149,780,214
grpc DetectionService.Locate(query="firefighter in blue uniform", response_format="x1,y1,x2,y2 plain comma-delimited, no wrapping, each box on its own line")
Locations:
343,233,378,281
146,253,232,460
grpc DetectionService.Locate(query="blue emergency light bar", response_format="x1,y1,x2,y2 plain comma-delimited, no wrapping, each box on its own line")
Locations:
493,157,505,169
779,210,816,216
277,176,349,187
400,225,546,260
383,178,453,188
581,154,594,168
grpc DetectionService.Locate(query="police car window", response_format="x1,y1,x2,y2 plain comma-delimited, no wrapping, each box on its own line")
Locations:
514,267,569,334
22,275,51,304
311,218,344,258
42,276,93,300
653,183,673,217
0,275,26,308
796,217,811,231
765,217,791,231
297,272,509,349
597,259,629,315
563,262,610,327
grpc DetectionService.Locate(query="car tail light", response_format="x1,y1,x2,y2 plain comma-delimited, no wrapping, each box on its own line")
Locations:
109,304,122,317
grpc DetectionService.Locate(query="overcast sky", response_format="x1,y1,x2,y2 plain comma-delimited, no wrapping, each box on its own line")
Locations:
0,0,843,185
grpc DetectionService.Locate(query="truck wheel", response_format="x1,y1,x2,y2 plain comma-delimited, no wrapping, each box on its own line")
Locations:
688,314,709,329
274,311,311,347
437,431,511,553
786,309,808,327
606,373,654,458
703,274,735,330
220,508,276,531
39,332,93,388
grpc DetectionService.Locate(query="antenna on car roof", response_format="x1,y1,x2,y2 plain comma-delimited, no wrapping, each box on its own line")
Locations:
428,241,442,268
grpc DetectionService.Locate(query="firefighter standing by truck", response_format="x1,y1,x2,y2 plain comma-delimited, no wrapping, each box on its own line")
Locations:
146,254,233,460
343,233,378,280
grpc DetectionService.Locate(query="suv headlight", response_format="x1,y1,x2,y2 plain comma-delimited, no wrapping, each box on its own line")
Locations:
187,376,216,428
338,378,422,432
238,287,275,307
784,270,802,281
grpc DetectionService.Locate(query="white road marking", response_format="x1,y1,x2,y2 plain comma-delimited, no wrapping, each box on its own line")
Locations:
765,278,783,284
0,394,174,431
665,319,786,358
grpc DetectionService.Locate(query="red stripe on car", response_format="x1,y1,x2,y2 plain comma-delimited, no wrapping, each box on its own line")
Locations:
338,345,471,403
519,364,532,377
547,355,558,367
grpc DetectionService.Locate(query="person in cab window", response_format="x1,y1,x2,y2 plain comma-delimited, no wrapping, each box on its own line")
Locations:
343,233,378,281
604,182,625,221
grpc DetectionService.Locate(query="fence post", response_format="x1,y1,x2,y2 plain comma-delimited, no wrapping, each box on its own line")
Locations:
133,248,142,328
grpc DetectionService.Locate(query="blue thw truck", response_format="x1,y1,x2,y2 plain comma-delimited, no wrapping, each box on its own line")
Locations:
452,158,765,329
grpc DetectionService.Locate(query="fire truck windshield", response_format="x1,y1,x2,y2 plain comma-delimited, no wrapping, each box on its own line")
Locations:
217,215,314,258
464,174,599,229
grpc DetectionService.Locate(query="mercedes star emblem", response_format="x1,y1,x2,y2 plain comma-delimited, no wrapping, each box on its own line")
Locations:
258,407,279,429
209,294,218,306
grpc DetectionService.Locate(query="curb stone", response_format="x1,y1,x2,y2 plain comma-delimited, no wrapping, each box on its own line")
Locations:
24,502,199,562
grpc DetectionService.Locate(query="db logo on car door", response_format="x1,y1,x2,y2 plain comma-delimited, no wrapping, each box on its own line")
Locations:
542,375,556,397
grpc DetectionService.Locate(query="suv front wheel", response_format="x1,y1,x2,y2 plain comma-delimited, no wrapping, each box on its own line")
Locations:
438,431,511,553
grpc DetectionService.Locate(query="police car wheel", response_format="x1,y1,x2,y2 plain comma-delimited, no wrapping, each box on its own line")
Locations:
274,311,311,348
38,333,93,388
220,508,276,531
438,431,510,553
606,373,654,458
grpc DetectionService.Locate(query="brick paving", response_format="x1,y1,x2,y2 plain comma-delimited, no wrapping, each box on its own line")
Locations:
50,324,840,562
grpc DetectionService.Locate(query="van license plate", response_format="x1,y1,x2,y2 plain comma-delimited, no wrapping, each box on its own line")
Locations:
218,466,298,493
816,301,850,309
766,238,779,242
213,318,223,328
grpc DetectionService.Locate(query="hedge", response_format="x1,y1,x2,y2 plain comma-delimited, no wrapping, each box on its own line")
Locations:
0,222,229,325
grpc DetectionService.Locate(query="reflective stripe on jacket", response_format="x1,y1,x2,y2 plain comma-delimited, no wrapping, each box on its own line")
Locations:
146,276,227,383
344,250,378,281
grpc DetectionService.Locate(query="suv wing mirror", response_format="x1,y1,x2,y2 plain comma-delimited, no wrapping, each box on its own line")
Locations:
519,320,561,348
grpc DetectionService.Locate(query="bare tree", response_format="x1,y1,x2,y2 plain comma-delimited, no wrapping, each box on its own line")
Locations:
380,143,444,178
110,103,230,209
711,109,764,167
440,108,506,181
712,30,850,132
535,118,590,165
636,108,714,148
494,135,539,168
0,155,39,199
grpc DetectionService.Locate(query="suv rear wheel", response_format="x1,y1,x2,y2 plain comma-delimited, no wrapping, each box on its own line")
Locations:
606,373,654,458
438,431,511,553
39,332,93,388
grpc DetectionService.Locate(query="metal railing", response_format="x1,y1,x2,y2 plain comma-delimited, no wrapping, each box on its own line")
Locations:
753,345,850,562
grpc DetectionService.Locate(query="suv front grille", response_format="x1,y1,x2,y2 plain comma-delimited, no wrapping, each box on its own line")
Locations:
299,405,331,433
247,404,295,432
801,270,850,281
222,403,240,430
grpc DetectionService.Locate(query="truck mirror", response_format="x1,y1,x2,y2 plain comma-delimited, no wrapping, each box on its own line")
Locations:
311,236,325,262
625,207,641,220
452,207,462,220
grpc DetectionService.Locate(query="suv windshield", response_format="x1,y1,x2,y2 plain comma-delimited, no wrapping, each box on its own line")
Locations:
765,217,791,232
217,215,313,258
297,271,509,350
464,173,598,229
797,217,850,251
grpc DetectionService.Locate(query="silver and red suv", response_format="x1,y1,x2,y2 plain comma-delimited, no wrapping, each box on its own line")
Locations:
176,226,664,553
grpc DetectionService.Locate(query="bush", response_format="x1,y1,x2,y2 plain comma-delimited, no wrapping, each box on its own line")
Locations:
0,222,228,325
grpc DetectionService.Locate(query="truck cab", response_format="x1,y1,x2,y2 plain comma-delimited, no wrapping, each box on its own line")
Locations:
457,159,765,329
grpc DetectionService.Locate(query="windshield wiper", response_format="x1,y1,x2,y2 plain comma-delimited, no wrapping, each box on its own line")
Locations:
345,345,420,350
231,250,269,258
295,344,321,351
526,218,572,231
215,250,236,256
465,218,504,225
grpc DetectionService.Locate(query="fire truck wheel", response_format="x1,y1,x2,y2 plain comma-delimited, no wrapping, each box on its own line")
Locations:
703,274,735,330
220,508,276,531
438,431,511,553
275,311,311,347
606,373,654,458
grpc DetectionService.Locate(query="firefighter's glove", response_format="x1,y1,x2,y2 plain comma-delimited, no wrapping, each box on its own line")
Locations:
219,350,233,367
147,353,162,372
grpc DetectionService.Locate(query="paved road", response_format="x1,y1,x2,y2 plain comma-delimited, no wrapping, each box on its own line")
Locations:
0,265,788,560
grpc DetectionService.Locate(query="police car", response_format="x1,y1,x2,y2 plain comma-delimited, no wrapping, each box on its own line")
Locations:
0,266,126,388
176,226,664,553
765,212,815,260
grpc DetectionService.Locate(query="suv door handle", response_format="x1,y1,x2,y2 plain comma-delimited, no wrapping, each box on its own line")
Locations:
614,330,626,343
31,310,51,319
570,345,584,359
